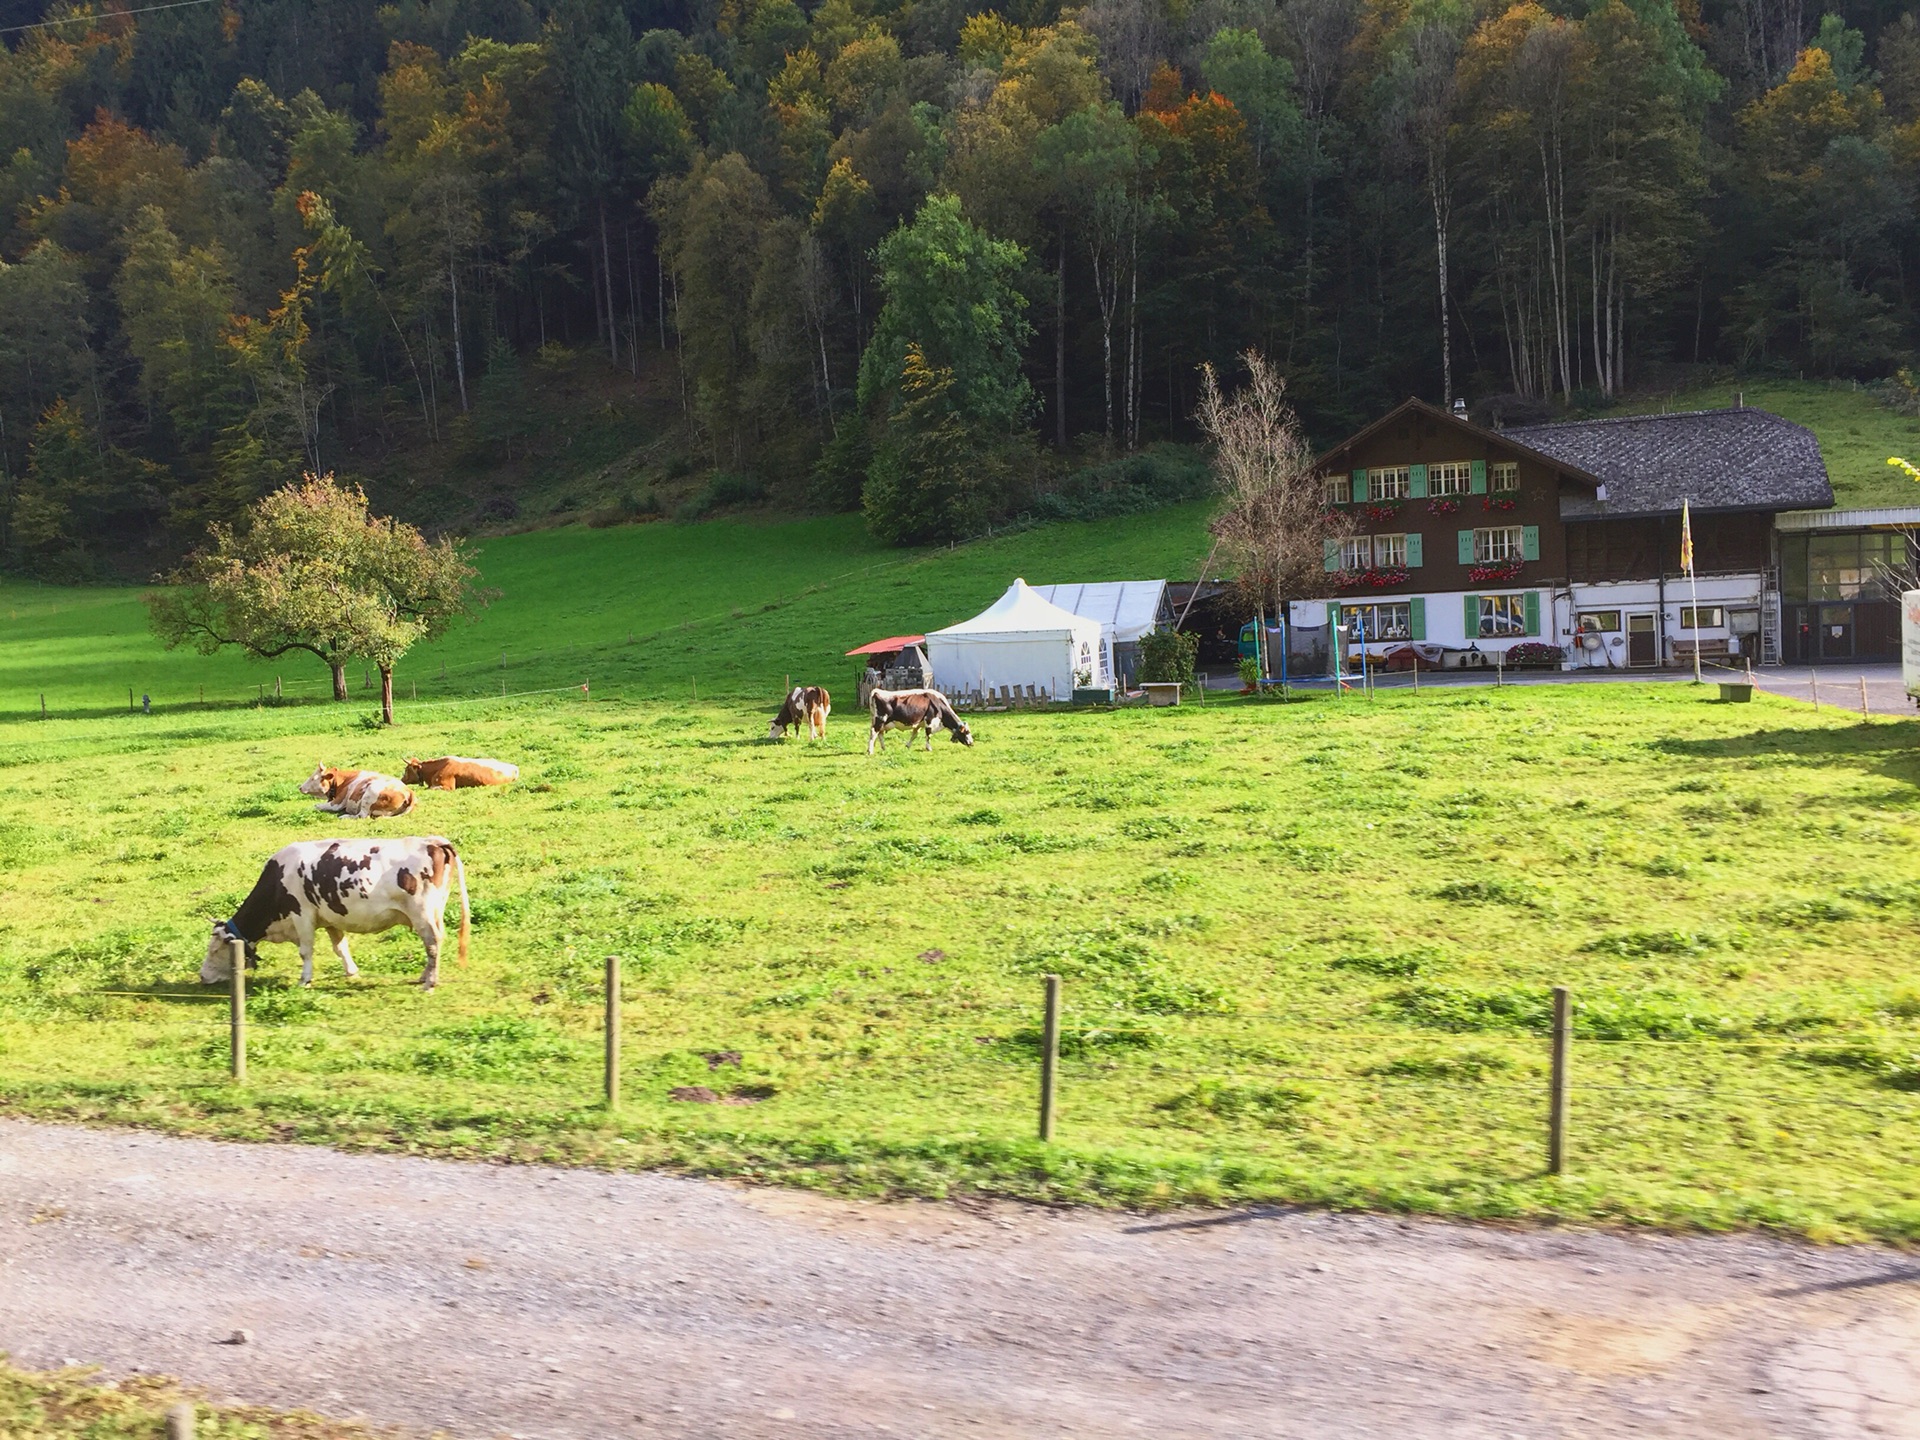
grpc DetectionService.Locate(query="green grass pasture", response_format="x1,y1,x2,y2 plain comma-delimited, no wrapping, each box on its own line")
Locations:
0,1359,365,1438
4,622,1920,1236
0,504,1212,718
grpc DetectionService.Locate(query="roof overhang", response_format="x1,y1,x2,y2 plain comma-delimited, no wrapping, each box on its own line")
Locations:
1774,506,1920,532
846,635,925,656
1316,397,1605,491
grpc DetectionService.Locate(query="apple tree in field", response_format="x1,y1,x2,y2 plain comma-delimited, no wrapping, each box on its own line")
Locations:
147,475,487,722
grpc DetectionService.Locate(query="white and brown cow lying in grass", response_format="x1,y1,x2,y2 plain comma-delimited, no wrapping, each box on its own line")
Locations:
298,765,415,818
769,685,831,740
401,755,519,789
202,837,469,990
867,688,973,754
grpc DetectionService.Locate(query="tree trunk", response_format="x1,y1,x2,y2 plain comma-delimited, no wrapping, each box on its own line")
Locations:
379,665,395,726
449,255,469,413
1430,173,1452,408
1055,222,1068,451
331,662,348,702
599,202,618,367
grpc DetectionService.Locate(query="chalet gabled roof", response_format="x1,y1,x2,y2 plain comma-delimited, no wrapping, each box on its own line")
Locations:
1507,408,1834,518
1314,397,1604,489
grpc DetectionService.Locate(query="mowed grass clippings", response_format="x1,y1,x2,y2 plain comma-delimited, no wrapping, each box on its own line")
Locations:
4,670,1920,1240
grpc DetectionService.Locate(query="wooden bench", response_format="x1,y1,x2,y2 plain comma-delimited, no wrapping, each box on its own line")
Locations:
1672,638,1733,664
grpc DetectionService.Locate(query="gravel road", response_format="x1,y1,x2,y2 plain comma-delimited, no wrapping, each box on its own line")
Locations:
2,1120,1917,1439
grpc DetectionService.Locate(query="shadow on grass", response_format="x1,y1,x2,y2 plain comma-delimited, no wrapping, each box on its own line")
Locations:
93,981,224,1004
1649,720,1920,782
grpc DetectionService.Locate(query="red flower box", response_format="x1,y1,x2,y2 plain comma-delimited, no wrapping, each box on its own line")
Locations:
1426,498,1460,515
1467,560,1524,583
1482,496,1517,512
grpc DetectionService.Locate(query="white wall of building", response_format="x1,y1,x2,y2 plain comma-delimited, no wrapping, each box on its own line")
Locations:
1291,573,1772,670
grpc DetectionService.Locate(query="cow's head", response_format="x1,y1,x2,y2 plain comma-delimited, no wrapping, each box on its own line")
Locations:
950,718,974,746
400,758,423,784
297,764,338,799
201,920,258,984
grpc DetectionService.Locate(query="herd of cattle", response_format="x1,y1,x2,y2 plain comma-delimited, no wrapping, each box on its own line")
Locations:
203,687,976,992
769,684,975,753
203,754,515,990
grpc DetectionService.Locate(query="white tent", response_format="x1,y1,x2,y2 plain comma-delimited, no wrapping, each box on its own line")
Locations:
1031,581,1169,645
1032,580,1169,686
926,578,1106,699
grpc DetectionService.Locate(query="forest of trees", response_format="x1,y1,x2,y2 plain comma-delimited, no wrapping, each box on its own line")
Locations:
0,0,1916,568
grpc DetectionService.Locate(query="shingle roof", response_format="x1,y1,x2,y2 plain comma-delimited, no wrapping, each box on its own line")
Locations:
1506,408,1833,518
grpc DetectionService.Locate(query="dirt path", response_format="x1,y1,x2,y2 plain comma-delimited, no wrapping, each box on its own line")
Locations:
2,1121,1917,1439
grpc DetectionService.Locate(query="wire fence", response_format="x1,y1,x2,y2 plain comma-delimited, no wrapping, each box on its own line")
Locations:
147,955,1912,1181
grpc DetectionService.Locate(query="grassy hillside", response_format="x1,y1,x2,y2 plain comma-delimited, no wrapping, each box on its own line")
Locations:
1610,379,1920,510
1,503,1216,717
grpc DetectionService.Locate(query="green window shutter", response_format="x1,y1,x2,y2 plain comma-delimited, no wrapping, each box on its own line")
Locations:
1323,538,1341,572
1410,597,1426,641
1522,525,1540,561
1405,532,1423,567
1351,469,1367,503
1464,593,1481,638
1409,464,1428,498
1458,529,1476,564
1524,591,1541,636
1470,460,1487,494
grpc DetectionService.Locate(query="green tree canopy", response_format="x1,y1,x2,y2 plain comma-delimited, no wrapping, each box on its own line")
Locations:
147,474,486,719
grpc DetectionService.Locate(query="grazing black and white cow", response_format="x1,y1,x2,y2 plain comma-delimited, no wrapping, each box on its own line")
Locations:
867,688,973,754
201,837,470,991
769,685,831,740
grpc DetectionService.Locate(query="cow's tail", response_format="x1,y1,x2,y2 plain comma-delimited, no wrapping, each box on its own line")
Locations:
454,849,470,967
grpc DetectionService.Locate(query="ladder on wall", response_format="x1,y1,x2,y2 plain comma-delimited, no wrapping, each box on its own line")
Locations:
1760,574,1782,665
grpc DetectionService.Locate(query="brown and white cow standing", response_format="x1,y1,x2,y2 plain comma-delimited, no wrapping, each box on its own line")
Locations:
201,836,470,990
298,765,416,818
867,688,973,754
401,755,519,789
769,685,831,740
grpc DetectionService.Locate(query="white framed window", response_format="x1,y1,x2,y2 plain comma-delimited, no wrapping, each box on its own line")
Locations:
1474,526,1525,563
1347,602,1413,641
1340,536,1373,570
1479,594,1527,637
1680,606,1725,629
1490,461,1518,492
1373,533,1408,567
1324,475,1350,506
1368,466,1411,501
1429,461,1472,496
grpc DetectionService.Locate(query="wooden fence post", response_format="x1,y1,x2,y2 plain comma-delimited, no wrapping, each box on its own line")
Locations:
604,954,621,1111
1548,985,1570,1175
1811,672,1819,709
1861,675,1870,717
1039,974,1061,1142
165,1403,196,1440
229,938,247,1084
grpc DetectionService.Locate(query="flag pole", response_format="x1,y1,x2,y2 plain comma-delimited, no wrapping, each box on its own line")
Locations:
1683,498,1702,683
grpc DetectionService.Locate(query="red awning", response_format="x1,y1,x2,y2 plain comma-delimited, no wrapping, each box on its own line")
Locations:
845,635,925,656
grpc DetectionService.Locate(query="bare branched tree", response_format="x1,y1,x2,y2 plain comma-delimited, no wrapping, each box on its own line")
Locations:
1198,351,1350,659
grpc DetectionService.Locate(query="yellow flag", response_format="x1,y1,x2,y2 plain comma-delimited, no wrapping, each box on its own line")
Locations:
1680,499,1694,574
